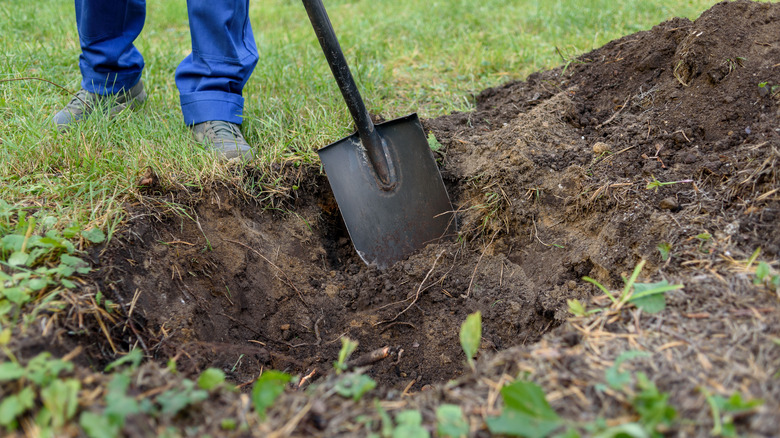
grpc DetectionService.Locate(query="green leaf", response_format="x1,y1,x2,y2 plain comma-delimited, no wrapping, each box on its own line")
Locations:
335,373,377,401
487,380,564,437
104,373,140,420
591,423,649,438
8,251,29,267
1,234,25,252
62,225,81,239
628,281,683,314
754,262,770,284
719,392,764,413
105,348,143,372
197,368,225,390
57,253,91,275
27,278,48,291
486,408,563,438
221,418,237,430
2,286,29,305
0,327,11,345
501,380,560,421
157,379,208,416
656,242,671,261
0,386,35,426
0,362,24,381
82,228,106,244
26,353,73,386
605,351,651,390
393,410,428,438
40,378,81,428
436,404,469,438
335,337,359,373
633,373,676,432
427,133,443,151
567,299,586,317
459,311,481,370
554,428,581,438
80,411,121,438
252,370,291,419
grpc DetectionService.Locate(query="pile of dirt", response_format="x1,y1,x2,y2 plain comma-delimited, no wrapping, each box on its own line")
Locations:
30,0,778,435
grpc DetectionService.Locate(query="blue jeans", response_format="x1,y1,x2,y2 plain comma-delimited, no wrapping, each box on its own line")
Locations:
75,0,258,125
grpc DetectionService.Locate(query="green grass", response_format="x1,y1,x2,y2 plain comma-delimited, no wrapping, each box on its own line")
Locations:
1,0,719,231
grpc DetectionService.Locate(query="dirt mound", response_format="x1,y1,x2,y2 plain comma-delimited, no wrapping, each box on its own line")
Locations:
80,0,778,434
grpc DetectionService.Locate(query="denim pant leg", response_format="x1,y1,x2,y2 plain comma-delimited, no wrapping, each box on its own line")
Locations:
175,0,259,126
75,0,145,95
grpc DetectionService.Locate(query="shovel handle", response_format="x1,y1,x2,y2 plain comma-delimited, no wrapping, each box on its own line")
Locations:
302,0,394,187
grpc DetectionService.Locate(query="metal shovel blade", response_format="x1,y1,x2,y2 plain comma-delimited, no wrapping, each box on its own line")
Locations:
318,114,455,268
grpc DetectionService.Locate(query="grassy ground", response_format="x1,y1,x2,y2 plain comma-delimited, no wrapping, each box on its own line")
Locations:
5,1,772,436
1,0,718,232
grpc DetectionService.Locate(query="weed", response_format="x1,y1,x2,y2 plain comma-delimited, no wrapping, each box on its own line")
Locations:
582,260,684,314
197,368,226,391
567,298,601,317
459,311,481,372
427,132,443,152
696,232,712,254
0,352,78,434
436,404,469,438
391,410,428,438
335,373,377,401
604,350,651,390
657,242,672,261
334,336,359,374
645,175,693,192
702,389,763,437
485,380,564,438
251,370,291,420
0,205,99,315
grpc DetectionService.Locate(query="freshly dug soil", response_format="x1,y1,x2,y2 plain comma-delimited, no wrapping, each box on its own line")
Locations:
70,0,779,435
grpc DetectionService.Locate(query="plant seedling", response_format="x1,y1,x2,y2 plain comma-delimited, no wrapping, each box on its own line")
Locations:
459,311,481,372
657,242,672,261
567,299,601,317
334,337,359,374
251,370,291,420
696,232,712,254
702,389,763,437
583,260,683,313
646,176,693,192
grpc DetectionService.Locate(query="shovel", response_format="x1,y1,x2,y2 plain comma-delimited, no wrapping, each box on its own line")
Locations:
303,0,455,269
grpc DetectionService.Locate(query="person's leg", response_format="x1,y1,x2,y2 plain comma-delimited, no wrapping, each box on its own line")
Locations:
175,0,258,126
76,0,146,95
54,0,147,128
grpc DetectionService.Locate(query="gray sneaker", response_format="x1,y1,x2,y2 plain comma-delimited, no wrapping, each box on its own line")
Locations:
191,120,253,160
53,80,147,129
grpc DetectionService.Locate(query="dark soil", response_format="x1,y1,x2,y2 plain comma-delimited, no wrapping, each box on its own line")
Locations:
33,0,780,435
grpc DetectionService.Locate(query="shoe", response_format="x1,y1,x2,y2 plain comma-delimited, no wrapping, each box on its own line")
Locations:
52,80,147,130
191,120,253,160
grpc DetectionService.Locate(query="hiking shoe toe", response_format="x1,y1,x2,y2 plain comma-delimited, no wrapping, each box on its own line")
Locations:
191,120,253,161
52,80,146,130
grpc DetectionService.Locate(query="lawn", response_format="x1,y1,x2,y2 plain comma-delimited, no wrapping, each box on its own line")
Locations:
8,1,777,437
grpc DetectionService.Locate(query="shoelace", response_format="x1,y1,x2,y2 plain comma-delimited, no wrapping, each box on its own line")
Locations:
65,89,93,111
207,121,242,141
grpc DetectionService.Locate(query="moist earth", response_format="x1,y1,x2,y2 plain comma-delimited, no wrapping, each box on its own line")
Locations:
54,1,780,435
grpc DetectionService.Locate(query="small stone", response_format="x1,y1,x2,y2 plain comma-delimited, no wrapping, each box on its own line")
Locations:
592,142,611,154
659,197,679,211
